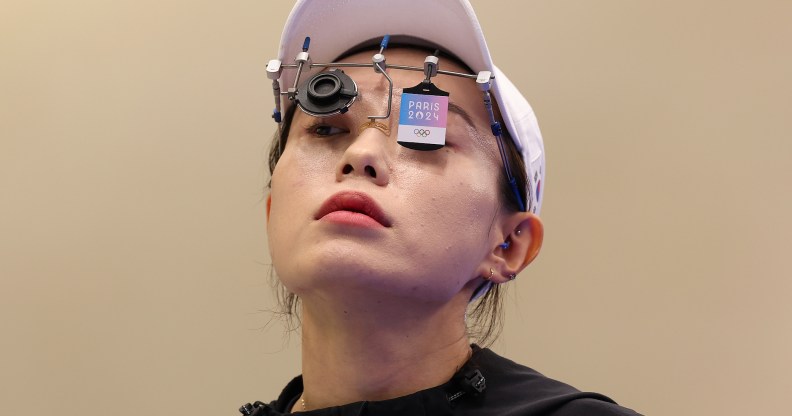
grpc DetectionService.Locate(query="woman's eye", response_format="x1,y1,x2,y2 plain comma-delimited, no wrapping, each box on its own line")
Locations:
311,124,346,137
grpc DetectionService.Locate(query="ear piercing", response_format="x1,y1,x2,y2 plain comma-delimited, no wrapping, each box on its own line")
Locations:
484,268,494,281
499,228,524,249
485,269,516,282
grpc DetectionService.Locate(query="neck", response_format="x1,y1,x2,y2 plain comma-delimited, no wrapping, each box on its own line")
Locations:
297,294,473,411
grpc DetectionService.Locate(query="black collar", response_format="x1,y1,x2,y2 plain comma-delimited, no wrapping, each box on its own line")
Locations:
240,345,488,416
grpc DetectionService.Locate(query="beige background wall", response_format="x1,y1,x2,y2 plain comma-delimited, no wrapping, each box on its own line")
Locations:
2,1,790,414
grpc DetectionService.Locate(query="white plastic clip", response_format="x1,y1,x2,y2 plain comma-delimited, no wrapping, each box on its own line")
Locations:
295,51,310,64
424,55,439,79
476,71,492,91
373,53,386,73
266,59,282,80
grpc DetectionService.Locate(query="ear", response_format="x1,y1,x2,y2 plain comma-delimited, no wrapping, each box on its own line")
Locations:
477,212,544,284
266,193,272,225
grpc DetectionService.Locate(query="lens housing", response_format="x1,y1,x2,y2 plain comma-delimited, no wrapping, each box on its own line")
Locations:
295,69,358,116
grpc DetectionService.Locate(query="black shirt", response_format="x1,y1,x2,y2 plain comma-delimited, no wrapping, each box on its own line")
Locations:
239,345,642,416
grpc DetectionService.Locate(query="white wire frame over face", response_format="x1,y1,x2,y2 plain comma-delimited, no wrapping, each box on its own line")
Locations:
266,35,527,212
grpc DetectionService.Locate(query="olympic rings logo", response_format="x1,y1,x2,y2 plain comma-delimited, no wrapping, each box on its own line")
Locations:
413,129,431,137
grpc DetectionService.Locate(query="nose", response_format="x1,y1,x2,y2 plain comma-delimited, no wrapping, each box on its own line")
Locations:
335,127,391,186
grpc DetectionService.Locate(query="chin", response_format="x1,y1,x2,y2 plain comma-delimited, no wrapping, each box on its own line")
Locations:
282,256,465,307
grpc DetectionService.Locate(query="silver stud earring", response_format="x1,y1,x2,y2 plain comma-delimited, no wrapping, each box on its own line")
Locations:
508,273,516,281
515,229,522,236
484,268,494,281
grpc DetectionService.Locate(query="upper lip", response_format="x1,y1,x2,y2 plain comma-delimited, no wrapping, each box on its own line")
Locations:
315,191,391,227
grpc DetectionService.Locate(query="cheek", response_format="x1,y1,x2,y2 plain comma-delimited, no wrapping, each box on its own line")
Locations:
274,139,337,189
267,141,338,259
395,147,497,215
391,156,500,272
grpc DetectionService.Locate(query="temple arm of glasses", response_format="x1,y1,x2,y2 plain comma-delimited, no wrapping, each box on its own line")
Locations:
482,90,527,212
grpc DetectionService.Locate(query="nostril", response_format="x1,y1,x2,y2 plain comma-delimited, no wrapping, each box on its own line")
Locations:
364,166,377,178
342,164,353,174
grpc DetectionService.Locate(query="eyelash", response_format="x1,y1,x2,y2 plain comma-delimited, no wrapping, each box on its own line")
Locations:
304,122,347,137
300,122,459,152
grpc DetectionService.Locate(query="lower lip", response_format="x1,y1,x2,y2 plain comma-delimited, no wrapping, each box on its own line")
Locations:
319,210,385,228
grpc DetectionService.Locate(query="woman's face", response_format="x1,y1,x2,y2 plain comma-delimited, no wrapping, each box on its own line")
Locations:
267,48,507,306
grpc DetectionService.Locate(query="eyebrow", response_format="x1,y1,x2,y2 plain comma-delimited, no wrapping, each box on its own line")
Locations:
448,102,477,129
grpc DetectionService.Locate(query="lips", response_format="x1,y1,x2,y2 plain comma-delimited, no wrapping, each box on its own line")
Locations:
315,191,391,227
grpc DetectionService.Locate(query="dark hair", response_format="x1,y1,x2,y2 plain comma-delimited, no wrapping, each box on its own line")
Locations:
265,49,528,347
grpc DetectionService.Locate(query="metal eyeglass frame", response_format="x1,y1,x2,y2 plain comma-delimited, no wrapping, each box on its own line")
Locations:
266,35,526,212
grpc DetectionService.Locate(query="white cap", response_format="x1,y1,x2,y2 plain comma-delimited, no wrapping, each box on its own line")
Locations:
275,0,545,213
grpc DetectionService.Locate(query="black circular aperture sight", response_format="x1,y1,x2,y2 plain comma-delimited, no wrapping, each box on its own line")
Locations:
308,74,341,102
296,69,358,117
